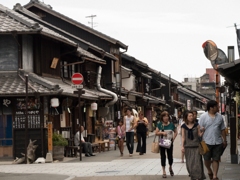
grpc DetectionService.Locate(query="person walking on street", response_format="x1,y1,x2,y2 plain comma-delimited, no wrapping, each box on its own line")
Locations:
116,120,125,156
178,114,185,163
124,108,136,157
199,100,227,180
136,111,148,155
181,111,206,180
155,111,177,178
193,110,199,124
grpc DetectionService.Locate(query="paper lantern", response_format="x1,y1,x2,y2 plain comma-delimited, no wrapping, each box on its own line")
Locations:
51,98,59,108
91,102,98,111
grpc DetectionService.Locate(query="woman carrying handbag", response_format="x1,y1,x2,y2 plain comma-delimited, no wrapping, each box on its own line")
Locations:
181,111,206,180
155,111,177,178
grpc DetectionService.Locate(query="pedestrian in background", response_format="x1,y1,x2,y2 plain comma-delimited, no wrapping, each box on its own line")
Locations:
192,110,199,124
181,111,206,180
177,114,185,163
199,100,227,180
155,111,177,178
124,108,136,157
116,120,125,156
136,111,148,155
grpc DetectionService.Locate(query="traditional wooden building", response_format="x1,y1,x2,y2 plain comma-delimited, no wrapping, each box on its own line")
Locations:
0,4,112,159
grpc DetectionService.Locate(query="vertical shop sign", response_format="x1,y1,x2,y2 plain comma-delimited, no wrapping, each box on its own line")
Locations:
48,122,52,153
187,100,191,110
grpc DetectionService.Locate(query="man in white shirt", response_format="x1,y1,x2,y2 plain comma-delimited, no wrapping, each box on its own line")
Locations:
74,126,95,157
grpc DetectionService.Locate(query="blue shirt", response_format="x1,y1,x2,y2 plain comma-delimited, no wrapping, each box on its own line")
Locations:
199,112,226,145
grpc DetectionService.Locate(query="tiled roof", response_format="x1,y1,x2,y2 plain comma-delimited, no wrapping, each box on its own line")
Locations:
0,71,62,95
42,77,112,100
23,0,128,50
0,4,77,47
13,4,118,61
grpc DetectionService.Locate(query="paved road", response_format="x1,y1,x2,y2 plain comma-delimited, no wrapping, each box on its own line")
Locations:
0,132,229,180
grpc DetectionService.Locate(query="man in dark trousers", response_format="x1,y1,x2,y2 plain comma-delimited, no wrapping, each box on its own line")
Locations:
74,126,95,157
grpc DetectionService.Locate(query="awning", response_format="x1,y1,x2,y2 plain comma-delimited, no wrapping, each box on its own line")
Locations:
217,59,240,87
43,77,112,100
173,100,185,106
129,91,143,97
143,95,166,105
141,72,152,79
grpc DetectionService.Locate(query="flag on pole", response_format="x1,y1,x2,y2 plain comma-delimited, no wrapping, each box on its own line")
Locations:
236,28,240,58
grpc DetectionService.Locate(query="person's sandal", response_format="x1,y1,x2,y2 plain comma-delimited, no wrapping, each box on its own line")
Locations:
208,173,213,180
213,178,219,180
170,170,174,176
162,174,167,178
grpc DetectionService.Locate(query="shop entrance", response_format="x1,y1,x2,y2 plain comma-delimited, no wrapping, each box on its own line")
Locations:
0,115,13,158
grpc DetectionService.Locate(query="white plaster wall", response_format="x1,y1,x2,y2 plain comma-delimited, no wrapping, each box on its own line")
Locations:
122,74,135,91
22,35,33,72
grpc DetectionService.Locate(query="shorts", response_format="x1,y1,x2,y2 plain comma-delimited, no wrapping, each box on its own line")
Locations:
203,144,223,161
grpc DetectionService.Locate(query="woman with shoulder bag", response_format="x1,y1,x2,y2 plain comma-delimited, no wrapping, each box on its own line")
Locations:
155,111,177,178
181,111,206,180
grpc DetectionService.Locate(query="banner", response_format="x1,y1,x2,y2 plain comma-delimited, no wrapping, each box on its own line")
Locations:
236,29,240,57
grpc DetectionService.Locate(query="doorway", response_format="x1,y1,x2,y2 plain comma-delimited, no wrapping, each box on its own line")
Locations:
0,115,13,157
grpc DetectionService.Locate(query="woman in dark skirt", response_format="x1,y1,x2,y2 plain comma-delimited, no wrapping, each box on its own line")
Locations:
181,111,206,180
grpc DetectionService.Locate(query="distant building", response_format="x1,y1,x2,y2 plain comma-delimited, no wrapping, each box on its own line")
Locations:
199,68,220,100
182,77,200,92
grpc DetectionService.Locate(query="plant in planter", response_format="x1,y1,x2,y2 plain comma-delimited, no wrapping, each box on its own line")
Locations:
52,133,68,161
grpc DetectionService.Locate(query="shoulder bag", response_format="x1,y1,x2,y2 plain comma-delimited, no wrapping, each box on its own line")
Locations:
151,135,159,153
159,124,172,149
199,137,209,155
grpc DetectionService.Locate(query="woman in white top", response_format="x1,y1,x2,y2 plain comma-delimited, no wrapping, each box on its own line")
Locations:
124,108,137,157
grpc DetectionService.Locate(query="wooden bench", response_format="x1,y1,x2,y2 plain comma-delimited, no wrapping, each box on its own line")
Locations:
65,143,100,157
96,140,109,152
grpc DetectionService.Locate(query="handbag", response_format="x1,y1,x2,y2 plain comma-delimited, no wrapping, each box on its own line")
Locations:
199,140,210,155
159,125,172,149
151,135,159,153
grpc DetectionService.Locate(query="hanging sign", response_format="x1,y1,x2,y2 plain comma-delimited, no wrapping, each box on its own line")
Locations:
50,57,59,69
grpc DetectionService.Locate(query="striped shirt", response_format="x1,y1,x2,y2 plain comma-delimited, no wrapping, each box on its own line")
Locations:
199,112,226,145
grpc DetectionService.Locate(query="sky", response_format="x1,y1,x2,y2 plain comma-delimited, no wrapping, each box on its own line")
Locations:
2,0,240,82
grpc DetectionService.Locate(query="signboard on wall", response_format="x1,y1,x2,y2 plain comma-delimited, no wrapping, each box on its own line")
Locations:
13,97,41,129
187,100,191,110
0,98,12,115
50,57,59,69
16,98,40,110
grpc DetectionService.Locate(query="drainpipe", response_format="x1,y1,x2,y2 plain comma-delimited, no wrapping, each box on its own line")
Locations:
97,66,118,109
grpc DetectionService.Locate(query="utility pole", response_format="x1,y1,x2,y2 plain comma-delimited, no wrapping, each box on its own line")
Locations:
86,15,97,29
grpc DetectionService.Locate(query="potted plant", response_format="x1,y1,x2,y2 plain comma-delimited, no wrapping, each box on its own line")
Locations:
52,133,68,161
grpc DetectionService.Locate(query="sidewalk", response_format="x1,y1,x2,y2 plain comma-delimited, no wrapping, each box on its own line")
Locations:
220,136,240,180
